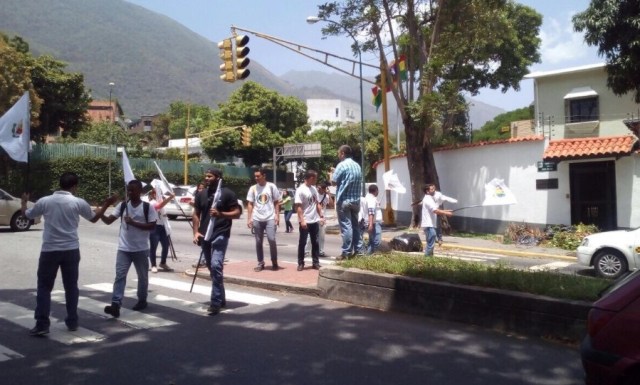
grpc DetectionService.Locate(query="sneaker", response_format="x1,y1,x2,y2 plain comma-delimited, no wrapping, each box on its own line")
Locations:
132,300,148,311
335,254,348,261
272,263,279,271
29,325,49,336
319,252,326,258
151,266,158,273
65,321,78,332
104,303,120,318
253,264,265,272
206,306,220,316
312,263,321,270
159,263,172,271
297,264,304,271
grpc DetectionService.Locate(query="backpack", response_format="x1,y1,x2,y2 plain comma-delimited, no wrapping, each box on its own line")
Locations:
119,201,150,223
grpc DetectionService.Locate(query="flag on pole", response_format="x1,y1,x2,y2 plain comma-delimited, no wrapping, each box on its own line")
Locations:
482,178,517,206
153,161,175,194
382,169,406,194
0,92,31,163
371,86,382,112
122,148,136,184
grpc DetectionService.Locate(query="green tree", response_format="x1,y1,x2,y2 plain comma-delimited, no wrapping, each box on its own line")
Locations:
316,0,542,225
203,81,309,166
60,121,137,148
31,54,91,140
573,0,640,102
473,106,533,142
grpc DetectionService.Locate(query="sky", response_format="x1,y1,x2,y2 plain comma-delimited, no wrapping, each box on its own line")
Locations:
124,0,601,111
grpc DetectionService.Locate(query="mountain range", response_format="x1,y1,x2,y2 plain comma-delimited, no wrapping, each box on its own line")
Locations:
0,0,504,130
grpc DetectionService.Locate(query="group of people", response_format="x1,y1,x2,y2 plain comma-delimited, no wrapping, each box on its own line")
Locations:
20,144,454,336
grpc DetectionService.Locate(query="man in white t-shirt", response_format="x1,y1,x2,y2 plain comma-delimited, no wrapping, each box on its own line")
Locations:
101,179,158,317
305,180,331,257
295,170,325,271
246,168,281,271
421,184,453,256
432,190,457,245
363,184,383,254
21,172,117,336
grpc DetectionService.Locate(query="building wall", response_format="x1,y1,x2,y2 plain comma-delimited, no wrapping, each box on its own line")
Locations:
307,99,360,131
532,65,638,138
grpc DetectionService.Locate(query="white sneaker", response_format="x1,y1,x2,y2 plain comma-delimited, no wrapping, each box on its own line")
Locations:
151,266,158,273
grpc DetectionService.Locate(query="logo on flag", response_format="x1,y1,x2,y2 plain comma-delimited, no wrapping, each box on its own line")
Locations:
0,92,31,163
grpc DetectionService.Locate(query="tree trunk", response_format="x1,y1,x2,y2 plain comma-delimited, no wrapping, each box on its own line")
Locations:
404,117,425,228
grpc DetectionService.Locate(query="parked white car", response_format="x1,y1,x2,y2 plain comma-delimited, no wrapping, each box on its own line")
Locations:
577,228,640,279
0,188,41,231
142,185,194,220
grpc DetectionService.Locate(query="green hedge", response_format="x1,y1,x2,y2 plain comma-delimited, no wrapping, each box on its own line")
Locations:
2,156,253,205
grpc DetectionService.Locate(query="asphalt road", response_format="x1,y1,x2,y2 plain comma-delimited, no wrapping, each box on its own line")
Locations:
0,213,587,384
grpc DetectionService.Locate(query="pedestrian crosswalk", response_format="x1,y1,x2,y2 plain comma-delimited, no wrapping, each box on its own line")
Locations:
0,277,279,362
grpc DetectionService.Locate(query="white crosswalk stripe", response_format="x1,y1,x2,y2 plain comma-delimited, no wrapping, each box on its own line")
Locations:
0,277,279,361
528,261,572,271
0,302,106,345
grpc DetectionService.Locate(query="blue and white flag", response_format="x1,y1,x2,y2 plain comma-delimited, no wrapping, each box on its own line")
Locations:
0,92,30,163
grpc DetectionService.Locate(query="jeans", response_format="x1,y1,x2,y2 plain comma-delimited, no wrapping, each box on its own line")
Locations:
424,227,437,256
367,222,382,254
436,216,443,242
305,221,325,255
206,235,229,308
284,210,293,232
298,222,320,266
253,219,277,265
111,250,149,305
34,249,80,328
149,224,169,266
337,199,361,256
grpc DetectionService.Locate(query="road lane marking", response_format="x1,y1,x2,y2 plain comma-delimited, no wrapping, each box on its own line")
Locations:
52,290,178,330
0,302,105,344
0,344,24,362
147,277,279,306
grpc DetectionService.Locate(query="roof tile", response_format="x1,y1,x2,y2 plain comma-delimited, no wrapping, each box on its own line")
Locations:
543,135,637,161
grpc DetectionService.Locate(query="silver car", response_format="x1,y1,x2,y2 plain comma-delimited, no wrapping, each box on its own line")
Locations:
0,188,41,231
577,228,640,279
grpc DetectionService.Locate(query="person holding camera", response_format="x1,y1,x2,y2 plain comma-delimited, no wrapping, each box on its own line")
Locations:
192,168,241,316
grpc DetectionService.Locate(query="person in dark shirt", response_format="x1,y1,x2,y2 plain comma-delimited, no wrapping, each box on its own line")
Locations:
192,168,241,315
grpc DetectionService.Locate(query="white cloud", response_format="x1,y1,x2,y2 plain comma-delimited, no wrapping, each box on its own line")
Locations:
538,11,599,67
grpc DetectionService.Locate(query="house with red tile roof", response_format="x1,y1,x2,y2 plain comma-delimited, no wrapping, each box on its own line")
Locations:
373,63,640,232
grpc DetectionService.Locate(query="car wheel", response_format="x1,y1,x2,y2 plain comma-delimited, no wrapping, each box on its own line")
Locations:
167,215,178,220
10,211,31,232
594,249,628,279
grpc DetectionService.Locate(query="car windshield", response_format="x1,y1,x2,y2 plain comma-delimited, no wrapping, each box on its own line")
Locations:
170,187,191,197
599,269,640,298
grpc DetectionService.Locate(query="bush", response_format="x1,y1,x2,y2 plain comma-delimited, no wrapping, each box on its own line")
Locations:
504,222,544,246
547,223,599,250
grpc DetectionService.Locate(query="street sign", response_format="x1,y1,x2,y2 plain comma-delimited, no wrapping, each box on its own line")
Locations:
281,142,321,158
537,161,557,172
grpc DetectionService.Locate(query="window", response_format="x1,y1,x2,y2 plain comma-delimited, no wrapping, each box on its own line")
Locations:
567,97,599,123
335,108,339,118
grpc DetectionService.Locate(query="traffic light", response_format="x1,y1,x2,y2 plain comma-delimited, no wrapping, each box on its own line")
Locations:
218,38,234,82
241,125,252,146
234,35,250,80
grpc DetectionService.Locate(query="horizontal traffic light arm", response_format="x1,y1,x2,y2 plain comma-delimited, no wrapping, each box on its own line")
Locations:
189,125,249,140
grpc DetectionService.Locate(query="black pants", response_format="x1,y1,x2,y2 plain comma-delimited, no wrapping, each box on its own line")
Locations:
297,222,319,266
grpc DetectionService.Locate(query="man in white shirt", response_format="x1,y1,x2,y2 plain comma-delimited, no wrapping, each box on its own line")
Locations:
101,179,158,317
363,184,383,254
432,190,457,245
246,168,281,271
305,180,331,257
421,184,453,256
21,172,116,336
295,170,325,271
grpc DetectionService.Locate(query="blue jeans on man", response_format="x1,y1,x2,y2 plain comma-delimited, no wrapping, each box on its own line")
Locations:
111,250,149,306
35,249,80,329
206,235,229,309
424,227,437,256
149,224,169,266
337,199,361,257
367,222,382,254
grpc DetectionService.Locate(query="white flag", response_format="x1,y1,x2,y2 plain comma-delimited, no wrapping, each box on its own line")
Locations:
122,148,135,184
482,178,517,206
382,169,406,194
0,92,30,163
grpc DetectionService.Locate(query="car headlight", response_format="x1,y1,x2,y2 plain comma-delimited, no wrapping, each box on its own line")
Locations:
580,238,589,247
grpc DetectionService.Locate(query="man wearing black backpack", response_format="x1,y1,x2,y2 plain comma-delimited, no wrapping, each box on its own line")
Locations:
101,179,158,317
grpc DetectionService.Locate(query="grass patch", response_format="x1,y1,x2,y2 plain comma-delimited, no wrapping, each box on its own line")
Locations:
339,254,609,302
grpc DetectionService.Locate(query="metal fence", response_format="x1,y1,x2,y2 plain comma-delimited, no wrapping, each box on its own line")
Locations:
30,143,253,178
